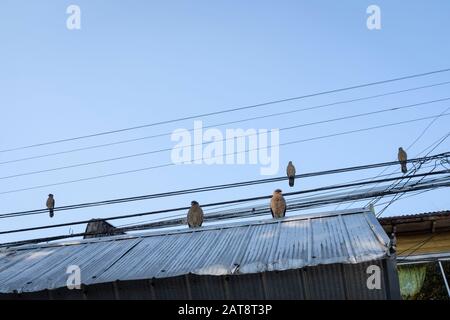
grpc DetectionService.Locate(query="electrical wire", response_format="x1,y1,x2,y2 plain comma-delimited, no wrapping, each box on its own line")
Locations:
2,114,450,196
396,234,439,262
340,108,450,211
0,170,448,236
374,121,450,216
1,153,448,219
3,97,449,181
3,81,450,166
2,174,449,248
3,68,450,153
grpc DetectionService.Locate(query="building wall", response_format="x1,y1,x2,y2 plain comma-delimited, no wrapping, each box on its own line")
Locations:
0,259,401,300
396,231,450,256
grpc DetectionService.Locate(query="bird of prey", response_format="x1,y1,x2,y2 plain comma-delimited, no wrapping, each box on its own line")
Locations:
46,194,55,218
270,189,286,218
398,147,408,173
187,200,204,228
286,161,296,187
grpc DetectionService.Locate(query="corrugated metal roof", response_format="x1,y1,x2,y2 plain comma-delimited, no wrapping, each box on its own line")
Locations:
379,210,450,222
0,208,390,294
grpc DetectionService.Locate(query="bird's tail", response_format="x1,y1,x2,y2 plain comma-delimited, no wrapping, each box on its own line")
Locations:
401,162,408,174
49,209,54,218
289,177,295,187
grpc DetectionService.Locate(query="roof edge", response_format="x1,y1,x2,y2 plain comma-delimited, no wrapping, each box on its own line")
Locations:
3,207,372,252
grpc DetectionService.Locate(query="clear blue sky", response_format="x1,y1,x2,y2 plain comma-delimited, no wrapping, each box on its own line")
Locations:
1,0,450,243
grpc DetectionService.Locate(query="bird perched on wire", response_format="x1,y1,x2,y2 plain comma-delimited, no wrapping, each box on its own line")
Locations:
398,147,408,174
270,189,286,218
286,161,296,187
46,194,55,218
187,200,204,228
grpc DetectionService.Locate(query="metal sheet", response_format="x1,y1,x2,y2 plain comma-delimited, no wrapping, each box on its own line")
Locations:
0,208,390,293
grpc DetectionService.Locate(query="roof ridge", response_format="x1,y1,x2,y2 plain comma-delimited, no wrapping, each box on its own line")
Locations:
5,208,370,251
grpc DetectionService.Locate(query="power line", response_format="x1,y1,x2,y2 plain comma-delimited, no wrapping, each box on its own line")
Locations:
406,106,450,151
288,162,437,199
396,233,439,262
373,122,450,217
5,178,450,249
121,174,450,231
2,68,450,153
16,177,450,246
0,158,445,218
2,114,450,196
373,162,426,216
0,169,448,236
1,153,448,219
417,131,450,156
374,185,437,207
234,174,450,220
2,175,449,247
375,165,439,218
421,132,450,156
205,162,440,217
3,81,450,166
340,108,450,211
3,97,449,180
